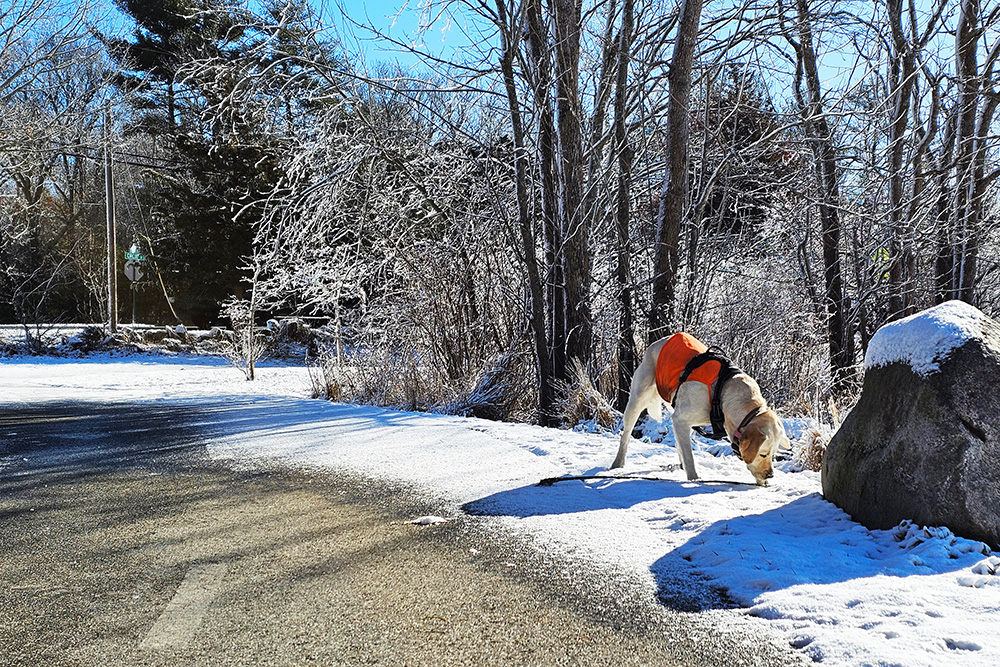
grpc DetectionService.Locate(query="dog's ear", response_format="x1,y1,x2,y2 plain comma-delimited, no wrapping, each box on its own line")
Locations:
739,426,765,464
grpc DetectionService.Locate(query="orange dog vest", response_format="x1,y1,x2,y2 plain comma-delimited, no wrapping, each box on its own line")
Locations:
654,332,722,403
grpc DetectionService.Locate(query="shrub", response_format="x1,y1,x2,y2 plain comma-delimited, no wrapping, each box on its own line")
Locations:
441,352,535,422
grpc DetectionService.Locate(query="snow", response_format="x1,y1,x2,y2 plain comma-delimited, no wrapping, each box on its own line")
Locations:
3,355,999,666
407,515,450,525
865,300,987,376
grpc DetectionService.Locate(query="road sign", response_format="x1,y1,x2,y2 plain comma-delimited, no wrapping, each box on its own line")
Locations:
125,243,146,261
124,260,144,282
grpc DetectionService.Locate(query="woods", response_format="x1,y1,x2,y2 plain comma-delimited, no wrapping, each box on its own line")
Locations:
2,0,999,424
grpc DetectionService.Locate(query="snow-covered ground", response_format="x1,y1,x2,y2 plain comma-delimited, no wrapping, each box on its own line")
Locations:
3,355,998,666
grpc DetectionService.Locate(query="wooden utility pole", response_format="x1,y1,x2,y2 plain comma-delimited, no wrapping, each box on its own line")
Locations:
105,108,118,333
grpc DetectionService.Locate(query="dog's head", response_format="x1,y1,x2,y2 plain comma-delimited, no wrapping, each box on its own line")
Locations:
738,411,788,487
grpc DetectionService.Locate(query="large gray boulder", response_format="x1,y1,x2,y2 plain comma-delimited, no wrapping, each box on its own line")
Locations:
823,300,1000,547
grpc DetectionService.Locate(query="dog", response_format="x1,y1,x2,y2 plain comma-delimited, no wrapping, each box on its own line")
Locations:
613,332,789,486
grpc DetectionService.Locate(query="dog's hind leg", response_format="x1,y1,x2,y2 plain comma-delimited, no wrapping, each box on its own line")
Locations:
612,375,660,469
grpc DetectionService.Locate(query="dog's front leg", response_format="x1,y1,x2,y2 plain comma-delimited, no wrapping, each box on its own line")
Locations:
671,415,698,481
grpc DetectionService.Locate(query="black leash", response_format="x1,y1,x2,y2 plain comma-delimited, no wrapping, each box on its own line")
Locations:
537,474,757,487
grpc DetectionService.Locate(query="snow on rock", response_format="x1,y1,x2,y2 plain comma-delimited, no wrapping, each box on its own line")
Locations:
864,300,987,376
971,556,1000,576
959,556,1000,588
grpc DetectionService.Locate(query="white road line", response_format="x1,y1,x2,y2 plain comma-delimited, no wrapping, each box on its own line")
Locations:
140,562,229,651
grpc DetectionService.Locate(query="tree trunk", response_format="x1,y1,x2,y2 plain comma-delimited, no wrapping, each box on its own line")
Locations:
649,0,704,341
934,115,957,301
905,71,940,315
614,0,636,410
886,0,917,319
964,5,1000,304
950,0,980,304
494,0,552,425
790,0,854,389
552,0,592,369
525,0,563,424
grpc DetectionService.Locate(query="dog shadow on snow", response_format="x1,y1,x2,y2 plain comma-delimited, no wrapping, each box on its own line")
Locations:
462,472,756,519
462,475,760,611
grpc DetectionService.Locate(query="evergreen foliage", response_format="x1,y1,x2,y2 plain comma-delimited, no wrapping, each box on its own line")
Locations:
102,0,298,325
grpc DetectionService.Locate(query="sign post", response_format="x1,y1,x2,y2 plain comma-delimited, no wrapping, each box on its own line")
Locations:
124,244,146,324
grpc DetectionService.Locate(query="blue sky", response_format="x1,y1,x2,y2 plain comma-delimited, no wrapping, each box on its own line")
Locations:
323,0,464,71
95,0,453,71
330,1,421,61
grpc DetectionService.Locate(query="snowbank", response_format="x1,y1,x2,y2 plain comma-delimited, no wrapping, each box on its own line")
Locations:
864,300,987,376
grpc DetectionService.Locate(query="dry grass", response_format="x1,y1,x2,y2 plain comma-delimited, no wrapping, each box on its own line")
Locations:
789,398,841,472
308,346,536,423
552,358,621,429
794,427,830,472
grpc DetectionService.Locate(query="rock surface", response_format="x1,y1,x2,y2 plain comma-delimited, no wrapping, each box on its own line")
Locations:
823,301,1000,547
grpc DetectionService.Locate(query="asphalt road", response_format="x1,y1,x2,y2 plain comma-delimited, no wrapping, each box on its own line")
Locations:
0,401,806,666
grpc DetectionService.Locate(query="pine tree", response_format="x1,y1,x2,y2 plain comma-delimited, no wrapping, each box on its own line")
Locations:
103,0,293,326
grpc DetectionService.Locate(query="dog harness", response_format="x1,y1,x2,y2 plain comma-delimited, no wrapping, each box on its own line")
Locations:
654,333,761,451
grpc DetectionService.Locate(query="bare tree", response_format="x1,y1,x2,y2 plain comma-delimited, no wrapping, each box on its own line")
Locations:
494,0,553,421
649,0,704,340
935,0,1000,306
613,0,637,409
0,2,113,328
551,0,592,368
880,0,947,319
222,266,268,381
781,0,854,389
